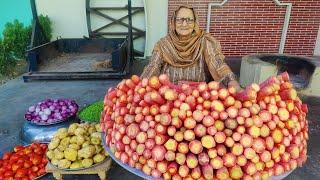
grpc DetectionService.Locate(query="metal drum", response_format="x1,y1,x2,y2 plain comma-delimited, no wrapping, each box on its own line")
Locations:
21,117,79,145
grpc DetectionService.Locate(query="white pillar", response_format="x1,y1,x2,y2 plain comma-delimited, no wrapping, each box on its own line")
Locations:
144,0,168,57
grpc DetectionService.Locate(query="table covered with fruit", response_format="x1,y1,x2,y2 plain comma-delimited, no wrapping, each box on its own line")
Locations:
0,72,309,180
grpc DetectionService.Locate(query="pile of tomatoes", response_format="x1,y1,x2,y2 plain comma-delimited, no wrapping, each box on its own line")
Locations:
0,143,48,180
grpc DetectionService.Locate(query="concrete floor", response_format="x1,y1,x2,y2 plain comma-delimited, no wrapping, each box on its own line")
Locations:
0,75,319,180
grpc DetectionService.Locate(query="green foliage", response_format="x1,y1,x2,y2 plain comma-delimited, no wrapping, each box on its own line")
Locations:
2,20,31,59
0,38,16,76
0,15,52,76
38,15,52,41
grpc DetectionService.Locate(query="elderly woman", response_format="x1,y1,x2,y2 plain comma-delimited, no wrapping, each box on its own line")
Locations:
141,5,241,90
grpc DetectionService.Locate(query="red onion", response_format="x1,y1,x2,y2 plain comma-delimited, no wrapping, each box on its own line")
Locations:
25,98,78,124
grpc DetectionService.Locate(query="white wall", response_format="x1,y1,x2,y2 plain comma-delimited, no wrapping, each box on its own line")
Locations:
36,0,88,39
314,25,320,56
35,0,168,56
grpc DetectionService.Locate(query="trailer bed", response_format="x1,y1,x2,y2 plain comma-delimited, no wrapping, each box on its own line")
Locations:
38,53,112,72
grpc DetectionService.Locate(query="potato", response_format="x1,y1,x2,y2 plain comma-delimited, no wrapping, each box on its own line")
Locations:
88,126,96,134
74,127,86,136
57,144,67,152
77,155,83,161
69,144,80,150
91,132,101,139
70,136,78,144
70,160,83,169
78,145,96,159
51,159,59,166
64,148,78,161
48,141,59,150
53,149,64,160
76,135,85,145
91,137,101,145
58,159,71,169
52,137,60,144
79,123,90,130
68,123,79,135
94,145,103,154
95,124,102,132
56,128,68,139
82,158,93,168
46,150,54,160
60,137,70,146
85,136,90,141
93,153,106,163
82,141,91,148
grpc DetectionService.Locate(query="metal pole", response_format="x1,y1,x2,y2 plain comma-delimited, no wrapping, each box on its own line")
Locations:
128,0,133,66
30,0,38,21
86,0,92,38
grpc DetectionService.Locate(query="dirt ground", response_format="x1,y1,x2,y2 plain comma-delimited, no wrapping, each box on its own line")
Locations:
0,60,27,86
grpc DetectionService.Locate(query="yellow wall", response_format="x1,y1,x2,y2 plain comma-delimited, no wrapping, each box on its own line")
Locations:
35,0,168,56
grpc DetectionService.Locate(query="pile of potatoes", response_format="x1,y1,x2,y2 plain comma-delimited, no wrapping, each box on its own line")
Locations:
46,123,108,169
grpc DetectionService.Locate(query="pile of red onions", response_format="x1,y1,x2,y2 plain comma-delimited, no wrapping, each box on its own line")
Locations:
25,99,78,124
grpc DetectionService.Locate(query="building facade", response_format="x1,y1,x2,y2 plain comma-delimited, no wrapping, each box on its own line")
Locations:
169,0,320,57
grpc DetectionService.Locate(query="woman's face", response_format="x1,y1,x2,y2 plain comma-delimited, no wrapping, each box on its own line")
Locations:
175,8,195,38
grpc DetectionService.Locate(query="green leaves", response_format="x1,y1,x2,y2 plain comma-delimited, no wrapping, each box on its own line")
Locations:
2,20,31,59
38,15,52,41
78,101,104,123
0,15,52,75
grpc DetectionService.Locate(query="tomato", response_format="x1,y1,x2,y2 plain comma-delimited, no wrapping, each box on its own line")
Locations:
9,154,21,163
28,172,37,180
0,159,3,166
30,143,40,150
33,147,43,155
23,148,32,155
13,145,25,153
21,155,29,162
4,177,14,180
4,171,13,177
38,163,45,169
40,144,47,151
37,167,45,176
11,162,22,172
16,150,25,156
41,157,48,164
17,159,25,165
2,160,8,166
5,163,12,171
30,155,42,165
23,161,32,169
15,168,27,178
21,176,29,180
2,152,12,160
31,166,38,172
0,167,5,174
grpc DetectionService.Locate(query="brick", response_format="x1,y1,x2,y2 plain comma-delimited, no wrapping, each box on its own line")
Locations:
168,0,320,56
